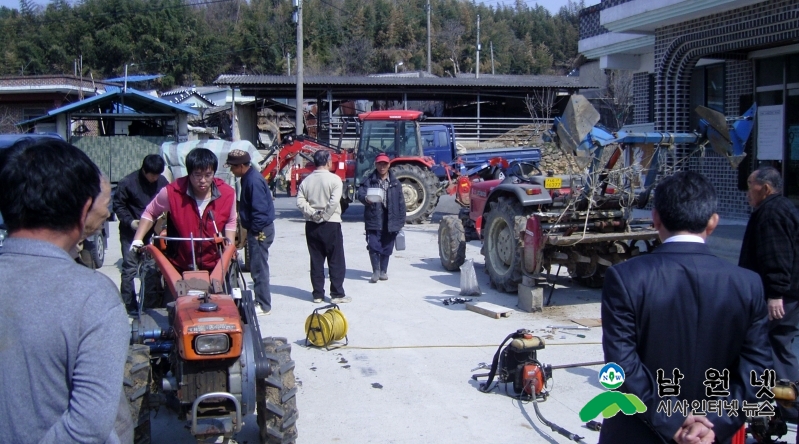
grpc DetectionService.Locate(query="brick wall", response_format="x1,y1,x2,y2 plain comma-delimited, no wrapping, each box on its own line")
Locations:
632,72,650,125
654,0,799,219
0,102,52,133
579,4,606,40
603,0,634,7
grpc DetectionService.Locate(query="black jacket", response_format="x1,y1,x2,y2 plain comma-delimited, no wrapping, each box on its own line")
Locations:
601,242,771,444
739,194,799,301
357,170,406,233
239,166,275,233
113,169,168,241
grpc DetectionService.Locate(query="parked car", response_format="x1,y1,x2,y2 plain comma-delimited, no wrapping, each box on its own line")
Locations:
0,134,109,267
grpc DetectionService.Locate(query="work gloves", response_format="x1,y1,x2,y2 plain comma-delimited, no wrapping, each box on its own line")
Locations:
130,239,144,252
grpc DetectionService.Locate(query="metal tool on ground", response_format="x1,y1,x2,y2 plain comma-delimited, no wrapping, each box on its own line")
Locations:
561,330,586,338
585,420,601,431
305,304,349,350
473,329,585,442
470,362,490,372
547,325,590,330
442,297,473,305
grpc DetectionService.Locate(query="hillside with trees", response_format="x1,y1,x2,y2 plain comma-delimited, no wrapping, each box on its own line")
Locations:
0,0,583,90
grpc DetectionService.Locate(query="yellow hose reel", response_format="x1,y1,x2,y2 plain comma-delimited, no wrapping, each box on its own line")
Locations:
304,307,349,348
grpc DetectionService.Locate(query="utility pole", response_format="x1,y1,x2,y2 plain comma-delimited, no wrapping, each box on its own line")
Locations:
475,15,480,79
426,0,431,73
294,0,304,136
490,41,495,75
287,53,291,75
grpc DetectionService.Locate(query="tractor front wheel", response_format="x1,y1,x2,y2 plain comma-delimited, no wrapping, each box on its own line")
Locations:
124,344,151,444
483,197,527,293
258,337,299,444
392,163,440,224
438,215,466,271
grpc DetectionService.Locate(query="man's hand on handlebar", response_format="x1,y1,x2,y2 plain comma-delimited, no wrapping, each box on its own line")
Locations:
130,240,144,253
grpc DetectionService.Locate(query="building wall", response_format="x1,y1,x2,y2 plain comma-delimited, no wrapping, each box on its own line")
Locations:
632,72,650,125
72,135,169,183
0,101,53,133
652,0,798,219
0,75,112,133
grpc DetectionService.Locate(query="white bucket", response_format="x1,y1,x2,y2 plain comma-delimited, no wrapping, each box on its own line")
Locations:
366,187,385,203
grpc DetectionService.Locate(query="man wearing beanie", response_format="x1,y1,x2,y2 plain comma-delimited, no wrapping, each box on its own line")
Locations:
227,149,275,315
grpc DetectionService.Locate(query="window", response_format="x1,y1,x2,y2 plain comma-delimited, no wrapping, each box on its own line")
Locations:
689,64,725,129
23,108,46,121
706,65,725,112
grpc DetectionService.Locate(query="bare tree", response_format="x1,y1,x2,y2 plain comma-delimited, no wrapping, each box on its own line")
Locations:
438,20,465,76
597,69,634,131
0,107,21,134
525,88,557,140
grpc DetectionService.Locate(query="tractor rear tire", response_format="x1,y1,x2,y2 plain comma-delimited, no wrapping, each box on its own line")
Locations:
124,344,151,444
483,197,527,293
258,337,299,444
439,216,466,271
392,163,440,224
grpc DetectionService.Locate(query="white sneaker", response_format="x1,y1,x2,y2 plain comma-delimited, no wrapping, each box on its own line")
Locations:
255,305,269,315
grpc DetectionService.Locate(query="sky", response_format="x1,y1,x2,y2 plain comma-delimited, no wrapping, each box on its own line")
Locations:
0,0,600,15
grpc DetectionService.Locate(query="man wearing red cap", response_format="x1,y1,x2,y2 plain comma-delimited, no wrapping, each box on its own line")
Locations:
357,153,406,283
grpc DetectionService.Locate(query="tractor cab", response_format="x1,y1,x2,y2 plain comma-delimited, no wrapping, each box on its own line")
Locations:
354,110,425,183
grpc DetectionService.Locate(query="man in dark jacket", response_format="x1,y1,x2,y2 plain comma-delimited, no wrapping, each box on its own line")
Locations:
113,154,168,312
356,153,406,283
601,171,771,444
227,149,275,315
739,166,799,382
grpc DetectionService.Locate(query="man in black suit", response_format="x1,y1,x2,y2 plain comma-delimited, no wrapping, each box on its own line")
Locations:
600,171,772,444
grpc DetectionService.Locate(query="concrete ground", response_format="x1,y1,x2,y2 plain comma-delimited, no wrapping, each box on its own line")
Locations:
95,195,793,444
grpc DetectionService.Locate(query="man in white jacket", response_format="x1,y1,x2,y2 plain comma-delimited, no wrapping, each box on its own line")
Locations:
297,150,349,304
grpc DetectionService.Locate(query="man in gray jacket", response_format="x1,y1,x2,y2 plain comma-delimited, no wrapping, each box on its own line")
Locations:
0,139,131,444
297,150,349,304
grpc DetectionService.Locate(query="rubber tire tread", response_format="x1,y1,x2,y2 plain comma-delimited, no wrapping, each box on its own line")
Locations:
90,232,105,268
483,197,527,293
438,216,466,271
392,163,440,224
258,337,299,444
124,344,151,444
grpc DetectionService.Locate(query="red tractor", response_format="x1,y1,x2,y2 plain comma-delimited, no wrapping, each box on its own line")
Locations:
438,161,658,292
260,110,442,224
438,94,756,292
127,234,298,444
346,110,442,223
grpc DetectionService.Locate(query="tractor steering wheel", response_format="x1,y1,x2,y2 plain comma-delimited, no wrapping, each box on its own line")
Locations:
507,161,542,182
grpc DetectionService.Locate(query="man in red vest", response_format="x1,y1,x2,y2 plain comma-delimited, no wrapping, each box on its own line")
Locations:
131,148,237,272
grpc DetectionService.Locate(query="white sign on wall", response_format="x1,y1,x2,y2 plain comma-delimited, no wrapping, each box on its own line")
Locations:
757,105,784,160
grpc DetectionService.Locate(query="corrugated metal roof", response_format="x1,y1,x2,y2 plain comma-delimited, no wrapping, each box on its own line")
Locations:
215,73,594,89
18,89,198,126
